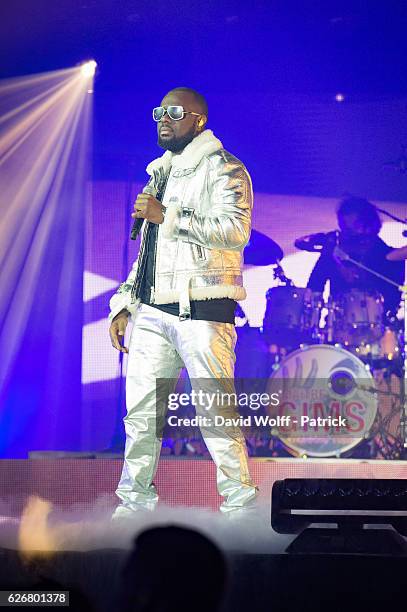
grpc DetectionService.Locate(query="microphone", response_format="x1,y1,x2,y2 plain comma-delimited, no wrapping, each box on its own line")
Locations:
130,217,144,241
130,184,157,241
131,173,169,240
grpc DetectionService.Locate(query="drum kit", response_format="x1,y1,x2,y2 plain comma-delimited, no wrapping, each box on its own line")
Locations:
242,232,407,459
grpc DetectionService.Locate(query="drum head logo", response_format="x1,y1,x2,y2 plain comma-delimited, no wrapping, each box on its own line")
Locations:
266,344,378,457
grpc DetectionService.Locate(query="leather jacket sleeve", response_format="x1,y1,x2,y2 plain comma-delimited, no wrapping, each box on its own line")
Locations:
108,260,139,323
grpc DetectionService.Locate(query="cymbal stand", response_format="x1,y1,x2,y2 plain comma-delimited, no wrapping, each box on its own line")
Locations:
356,379,404,458
272,261,294,286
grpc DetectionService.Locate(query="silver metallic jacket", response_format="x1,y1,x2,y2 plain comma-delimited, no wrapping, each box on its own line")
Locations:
109,129,253,322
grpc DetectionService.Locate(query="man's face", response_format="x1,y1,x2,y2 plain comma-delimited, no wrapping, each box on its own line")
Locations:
339,213,377,245
157,92,202,153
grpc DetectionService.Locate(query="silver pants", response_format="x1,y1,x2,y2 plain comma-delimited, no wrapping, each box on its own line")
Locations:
115,303,258,514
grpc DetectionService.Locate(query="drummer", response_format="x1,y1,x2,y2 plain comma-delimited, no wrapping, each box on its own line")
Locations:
307,196,404,318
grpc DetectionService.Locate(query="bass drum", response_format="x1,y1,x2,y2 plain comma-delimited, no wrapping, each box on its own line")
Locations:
265,344,378,457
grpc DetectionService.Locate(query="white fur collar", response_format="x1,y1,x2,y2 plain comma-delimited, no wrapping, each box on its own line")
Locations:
146,129,223,175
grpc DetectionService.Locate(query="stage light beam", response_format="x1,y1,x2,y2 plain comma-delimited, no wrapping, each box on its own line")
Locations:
0,65,92,403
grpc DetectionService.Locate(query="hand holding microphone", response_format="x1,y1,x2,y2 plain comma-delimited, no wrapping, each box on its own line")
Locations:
130,193,165,240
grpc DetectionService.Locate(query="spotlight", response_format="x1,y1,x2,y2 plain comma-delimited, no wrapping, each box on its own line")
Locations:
80,60,97,78
335,93,345,102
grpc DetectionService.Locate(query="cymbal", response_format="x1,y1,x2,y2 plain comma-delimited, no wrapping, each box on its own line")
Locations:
244,229,283,265
387,245,407,261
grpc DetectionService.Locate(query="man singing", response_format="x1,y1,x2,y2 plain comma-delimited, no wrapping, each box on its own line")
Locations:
109,87,258,519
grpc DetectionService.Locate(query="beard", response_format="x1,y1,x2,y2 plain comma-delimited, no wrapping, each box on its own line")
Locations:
158,125,197,152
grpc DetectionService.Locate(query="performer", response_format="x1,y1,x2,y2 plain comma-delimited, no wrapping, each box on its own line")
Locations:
307,197,404,316
108,87,258,518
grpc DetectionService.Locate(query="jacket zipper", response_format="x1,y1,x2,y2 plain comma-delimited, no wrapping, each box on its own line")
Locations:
131,221,149,301
150,170,170,303
132,172,159,300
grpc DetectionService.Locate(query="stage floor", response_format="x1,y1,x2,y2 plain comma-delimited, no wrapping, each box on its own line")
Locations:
0,458,406,612
0,457,406,516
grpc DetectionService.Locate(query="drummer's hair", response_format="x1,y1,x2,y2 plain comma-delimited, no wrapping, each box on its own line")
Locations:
337,196,382,234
